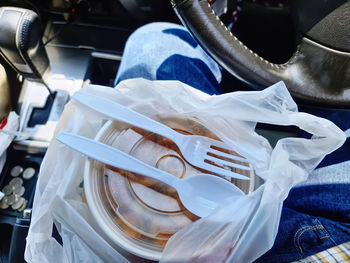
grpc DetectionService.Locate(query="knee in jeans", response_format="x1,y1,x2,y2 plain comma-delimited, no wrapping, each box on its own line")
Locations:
128,22,183,42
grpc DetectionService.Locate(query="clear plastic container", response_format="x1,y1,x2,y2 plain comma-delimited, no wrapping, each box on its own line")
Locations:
84,114,254,261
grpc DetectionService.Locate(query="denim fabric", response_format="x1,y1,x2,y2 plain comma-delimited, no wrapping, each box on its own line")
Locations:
115,22,350,262
155,54,221,95
115,22,222,95
300,161,350,186
255,184,350,263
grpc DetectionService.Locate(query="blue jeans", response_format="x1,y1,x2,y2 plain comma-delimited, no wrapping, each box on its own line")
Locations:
255,184,350,262
114,22,222,95
115,22,350,262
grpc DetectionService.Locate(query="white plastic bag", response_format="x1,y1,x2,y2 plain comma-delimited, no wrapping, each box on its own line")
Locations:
0,111,19,199
25,79,345,263
0,112,19,157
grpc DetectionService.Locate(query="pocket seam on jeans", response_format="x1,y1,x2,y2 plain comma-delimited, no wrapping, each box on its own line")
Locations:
294,225,317,255
293,220,336,258
314,218,337,245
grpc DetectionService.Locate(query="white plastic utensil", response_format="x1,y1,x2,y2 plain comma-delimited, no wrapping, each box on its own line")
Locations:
56,131,245,217
72,91,251,180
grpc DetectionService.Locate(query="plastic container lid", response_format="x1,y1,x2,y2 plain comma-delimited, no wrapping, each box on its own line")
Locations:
84,115,254,261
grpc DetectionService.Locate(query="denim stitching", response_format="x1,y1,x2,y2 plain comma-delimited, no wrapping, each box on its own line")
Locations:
293,220,337,259
294,225,331,255
313,219,330,240
294,225,317,255
314,219,337,245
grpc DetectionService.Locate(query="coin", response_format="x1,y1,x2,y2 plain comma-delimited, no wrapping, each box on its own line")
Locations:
10,165,23,177
0,196,9,209
13,185,25,196
23,167,35,180
2,185,13,196
11,197,25,210
7,194,18,205
9,177,23,187
18,200,28,212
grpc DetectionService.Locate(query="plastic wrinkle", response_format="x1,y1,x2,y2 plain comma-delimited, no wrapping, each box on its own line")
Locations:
25,79,345,263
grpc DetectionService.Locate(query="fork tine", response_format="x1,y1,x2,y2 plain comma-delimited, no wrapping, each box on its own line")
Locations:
200,162,250,180
208,148,249,163
206,155,253,171
208,139,233,149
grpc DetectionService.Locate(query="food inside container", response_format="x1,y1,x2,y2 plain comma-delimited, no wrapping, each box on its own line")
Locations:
84,115,254,261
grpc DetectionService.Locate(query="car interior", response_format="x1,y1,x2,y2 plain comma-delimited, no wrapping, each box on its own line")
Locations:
0,0,348,262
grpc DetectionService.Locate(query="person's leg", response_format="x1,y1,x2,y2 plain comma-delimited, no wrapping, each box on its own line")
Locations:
115,22,222,95
255,184,350,263
115,22,350,263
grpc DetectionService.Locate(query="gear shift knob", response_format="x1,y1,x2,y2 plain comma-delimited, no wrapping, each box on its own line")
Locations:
0,7,50,81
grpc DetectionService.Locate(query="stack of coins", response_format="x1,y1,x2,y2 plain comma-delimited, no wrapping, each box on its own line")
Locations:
0,165,35,212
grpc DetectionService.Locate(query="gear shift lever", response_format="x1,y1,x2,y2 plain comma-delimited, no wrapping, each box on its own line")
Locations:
0,7,53,95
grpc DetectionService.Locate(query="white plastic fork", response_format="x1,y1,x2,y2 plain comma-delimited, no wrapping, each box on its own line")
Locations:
72,91,252,180
56,132,245,217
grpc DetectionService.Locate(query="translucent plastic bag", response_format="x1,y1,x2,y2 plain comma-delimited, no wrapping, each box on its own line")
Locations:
0,112,19,156
25,79,345,263
0,112,19,175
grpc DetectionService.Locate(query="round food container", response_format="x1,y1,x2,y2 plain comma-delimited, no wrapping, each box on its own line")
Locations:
84,115,254,261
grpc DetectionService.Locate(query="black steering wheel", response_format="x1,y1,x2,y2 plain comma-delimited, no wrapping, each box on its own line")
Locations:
171,0,350,107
